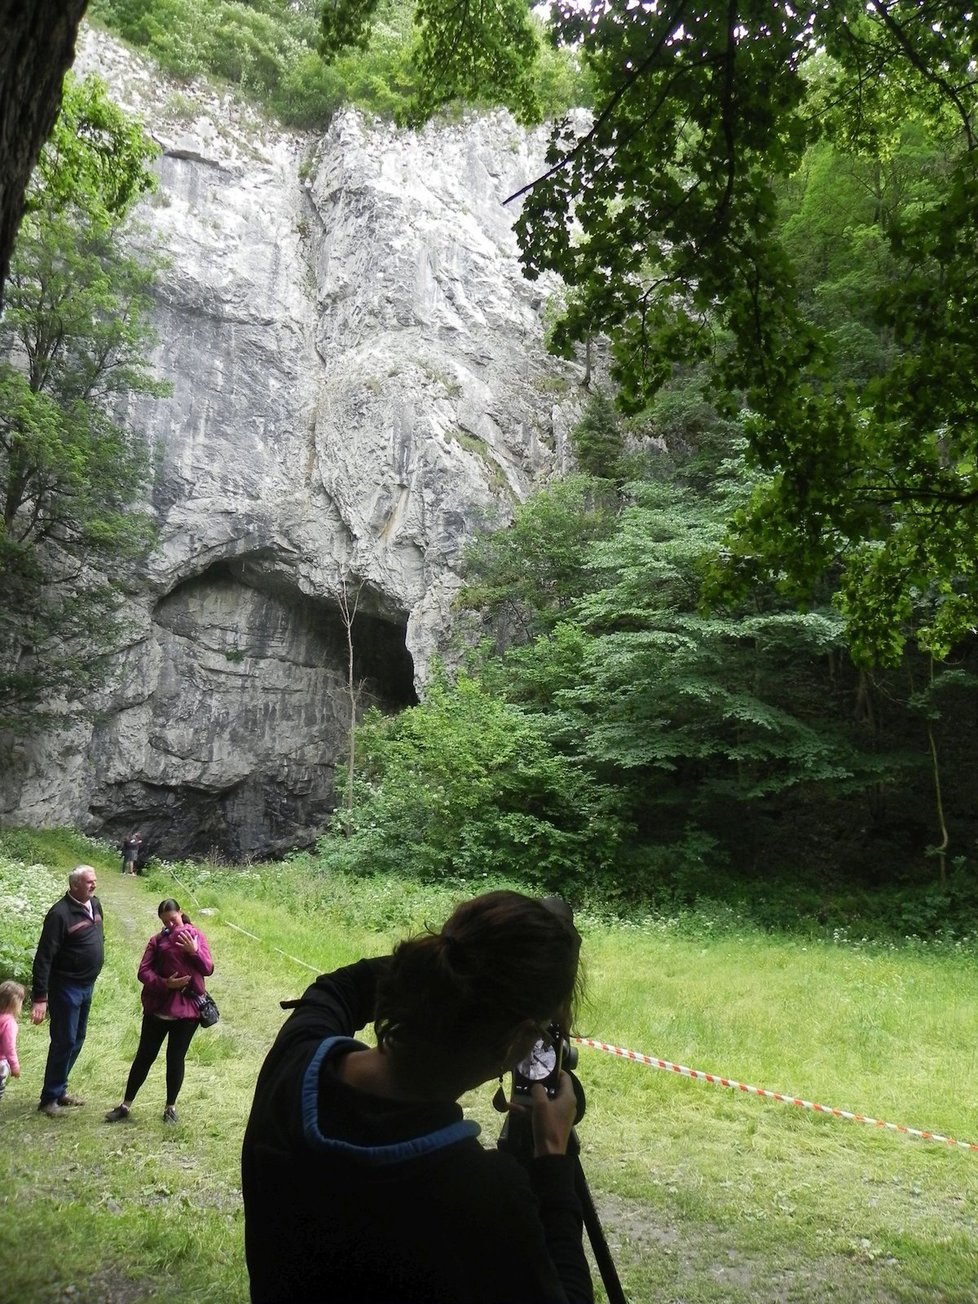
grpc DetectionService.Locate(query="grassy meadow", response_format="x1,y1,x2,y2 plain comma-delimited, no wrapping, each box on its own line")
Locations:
0,831,976,1303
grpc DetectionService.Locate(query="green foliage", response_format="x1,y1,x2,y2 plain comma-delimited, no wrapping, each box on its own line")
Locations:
534,26,592,120
516,2,817,412
0,828,113,984
568,388,624,482
407,0,540,124
0,76,164,731
459,473,618,645
319,0,385,57
91,0,586,128
318,671,625,896
484,457,898,886
91,0,329,116
29,72,159,222
775,131,938,386
532,5,978,664
0,855,64,985
326,5,420,122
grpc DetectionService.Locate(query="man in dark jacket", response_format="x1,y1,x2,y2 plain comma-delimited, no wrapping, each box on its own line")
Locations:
31,865,105,1116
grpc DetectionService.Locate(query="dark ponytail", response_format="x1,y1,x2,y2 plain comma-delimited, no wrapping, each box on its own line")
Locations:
375,891,582,1087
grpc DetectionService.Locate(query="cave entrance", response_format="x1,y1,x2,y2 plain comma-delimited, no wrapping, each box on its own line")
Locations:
92,559,418,862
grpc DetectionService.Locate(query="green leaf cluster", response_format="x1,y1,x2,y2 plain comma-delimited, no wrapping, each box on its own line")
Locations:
499,474,889,838
408,0,540,125
504,3,978,665
567,388,625,483
323,671,624,895
90,0,587,128
459,472,617,645
0,76,165,732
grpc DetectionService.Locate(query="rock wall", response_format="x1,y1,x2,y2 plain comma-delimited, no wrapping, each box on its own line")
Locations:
0,28,584,859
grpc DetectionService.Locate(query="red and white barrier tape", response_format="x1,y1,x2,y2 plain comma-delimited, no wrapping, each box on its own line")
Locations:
574,1037,978,1154
157,870,976,1157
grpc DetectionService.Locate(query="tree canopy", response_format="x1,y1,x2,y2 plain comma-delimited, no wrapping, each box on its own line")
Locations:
320,1,978,665
0,0,89,306
0,74,163,730
525,3,978,666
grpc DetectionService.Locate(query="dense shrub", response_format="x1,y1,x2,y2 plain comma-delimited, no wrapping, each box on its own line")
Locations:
0,855,65,986
317,672,626,898
88,0,587,129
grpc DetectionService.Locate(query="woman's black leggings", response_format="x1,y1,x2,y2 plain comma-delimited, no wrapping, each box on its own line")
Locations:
124,1013,199,1105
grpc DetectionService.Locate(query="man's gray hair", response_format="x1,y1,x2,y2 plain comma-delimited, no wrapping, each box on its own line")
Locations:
68,865,96,887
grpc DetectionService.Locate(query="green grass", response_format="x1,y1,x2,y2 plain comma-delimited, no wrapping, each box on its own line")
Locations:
1,836,976,1302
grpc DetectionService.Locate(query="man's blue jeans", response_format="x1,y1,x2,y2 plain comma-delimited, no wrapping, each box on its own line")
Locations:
40,980,95,1104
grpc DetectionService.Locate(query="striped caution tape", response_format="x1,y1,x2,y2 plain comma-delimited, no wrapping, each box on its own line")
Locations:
574,1037,978,1154
157,865,322,973
223,919,322,973
152,866,975,1155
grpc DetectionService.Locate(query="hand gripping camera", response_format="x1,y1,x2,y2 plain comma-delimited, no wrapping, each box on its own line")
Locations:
510,895,581,1103
512,1022,579,1101
495,897,628,1304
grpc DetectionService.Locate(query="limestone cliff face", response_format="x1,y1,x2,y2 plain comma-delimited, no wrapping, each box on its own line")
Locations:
0,29,583,859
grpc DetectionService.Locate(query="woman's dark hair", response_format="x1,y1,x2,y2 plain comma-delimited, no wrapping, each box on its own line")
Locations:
375,891,582,1087
158,899,192,925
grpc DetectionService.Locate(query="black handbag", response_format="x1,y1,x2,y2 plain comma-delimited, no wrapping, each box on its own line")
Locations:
195,990,220,1027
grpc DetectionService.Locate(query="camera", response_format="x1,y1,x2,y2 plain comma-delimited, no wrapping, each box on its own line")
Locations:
512,1023,578,1100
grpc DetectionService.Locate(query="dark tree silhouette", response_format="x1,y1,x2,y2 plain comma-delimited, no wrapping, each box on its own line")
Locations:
0,0,89,305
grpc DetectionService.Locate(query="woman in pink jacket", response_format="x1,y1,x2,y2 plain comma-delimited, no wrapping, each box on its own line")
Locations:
105,898,215,1125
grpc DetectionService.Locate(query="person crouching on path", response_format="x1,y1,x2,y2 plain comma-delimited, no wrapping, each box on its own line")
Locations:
105,898,214,1126
32,865,104,1117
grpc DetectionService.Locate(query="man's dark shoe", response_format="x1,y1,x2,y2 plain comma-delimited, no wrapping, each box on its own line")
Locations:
58,1093,85,1107
38,1100,63,1117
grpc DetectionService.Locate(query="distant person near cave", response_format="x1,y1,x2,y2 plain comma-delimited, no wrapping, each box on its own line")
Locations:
121,830,143,876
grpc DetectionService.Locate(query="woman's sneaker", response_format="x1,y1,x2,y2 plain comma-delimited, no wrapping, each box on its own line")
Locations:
104,1104,130,1122
163,1105,178,1124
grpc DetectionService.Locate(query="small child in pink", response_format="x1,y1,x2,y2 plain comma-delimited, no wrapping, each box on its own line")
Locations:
0,980,25,1102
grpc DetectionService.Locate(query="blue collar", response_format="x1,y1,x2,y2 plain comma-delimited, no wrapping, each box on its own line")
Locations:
301,1036,480,1165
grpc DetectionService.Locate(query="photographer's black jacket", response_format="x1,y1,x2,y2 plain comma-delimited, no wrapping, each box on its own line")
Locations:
31,893,105,1000
241,958,593,1304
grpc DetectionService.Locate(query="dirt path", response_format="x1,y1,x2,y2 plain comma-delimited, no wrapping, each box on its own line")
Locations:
97,865,152,946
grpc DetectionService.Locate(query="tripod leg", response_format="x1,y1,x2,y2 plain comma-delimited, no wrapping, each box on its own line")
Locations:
574,1158,628,1304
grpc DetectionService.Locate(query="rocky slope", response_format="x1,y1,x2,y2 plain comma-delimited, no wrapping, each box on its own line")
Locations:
0,28,584,859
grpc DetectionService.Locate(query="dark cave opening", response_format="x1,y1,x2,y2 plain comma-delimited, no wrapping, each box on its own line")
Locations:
92,559,420,862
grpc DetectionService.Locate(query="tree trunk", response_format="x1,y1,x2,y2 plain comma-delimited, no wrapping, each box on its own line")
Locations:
337,577,365,838
0,0,89,305
925,659,949,887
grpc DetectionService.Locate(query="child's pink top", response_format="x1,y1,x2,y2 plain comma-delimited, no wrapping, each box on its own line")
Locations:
0,1012,20,1074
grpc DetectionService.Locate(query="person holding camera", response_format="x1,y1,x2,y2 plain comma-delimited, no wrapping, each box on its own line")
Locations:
241,889,594,1303
104,898,213,1126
